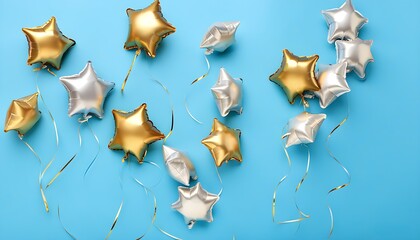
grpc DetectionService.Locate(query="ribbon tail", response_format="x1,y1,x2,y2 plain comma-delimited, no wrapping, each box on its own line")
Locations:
46,123,83,188
121,49,141,92
191,55,210,85
58,206,77,240
326,113,350,238
105,201,124,240
151,79,174,143
84,122,100,178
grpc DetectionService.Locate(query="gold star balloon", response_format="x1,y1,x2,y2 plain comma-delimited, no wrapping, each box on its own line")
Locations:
4,92,40,137
124,0,176,57
269,49,320,104
22,17,75,70
108,103,165,163
201,118,242,167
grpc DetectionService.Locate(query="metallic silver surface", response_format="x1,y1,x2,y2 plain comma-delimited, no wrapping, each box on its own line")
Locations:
336,38,374,79
200,21,240,55
172,182,219,229
321,0,368,43
60,61,114,119
315,62,350,109
163,145,197,186
284,112,326,148
211,68,243,117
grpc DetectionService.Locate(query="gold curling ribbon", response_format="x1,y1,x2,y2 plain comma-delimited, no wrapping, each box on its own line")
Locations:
46,119,86,188
105,201,124,240
58,205,77,240
18,135,49,212
128,160,181,240
151,79,174,143
83,121,100,178
326,110,350,238
272,127,311,224
121,49,141,93
185,55,210,124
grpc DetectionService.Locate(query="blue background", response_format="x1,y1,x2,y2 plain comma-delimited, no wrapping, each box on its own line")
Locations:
0,0,419,239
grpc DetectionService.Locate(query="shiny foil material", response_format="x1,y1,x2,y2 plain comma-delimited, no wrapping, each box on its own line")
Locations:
22,17,75,70
202,118,242,167
60,61,115,119
4,93,40,136
211,68,243,117
200,21,240,55
336,38,374,79
163,145,197,186
285,112,327,148
321,0,368,43
269,49,320,104
172,182,219,229
315,62,350,109
108,104,165,163
124,0,176,57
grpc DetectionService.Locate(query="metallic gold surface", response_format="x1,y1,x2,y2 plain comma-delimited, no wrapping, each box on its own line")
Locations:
4,92,40,136
108,103,165,163
124,0,176,57
269,49,320,104
201,118,242,167
22,17,75,70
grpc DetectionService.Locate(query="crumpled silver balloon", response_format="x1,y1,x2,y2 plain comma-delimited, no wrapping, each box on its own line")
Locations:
315,62,350,109
336,38,374,79
321,0,368,43
211,68,243,117
172,182,219,229
200,21,240,55
284,112,326,148
163,145,197,186
60,61,114,119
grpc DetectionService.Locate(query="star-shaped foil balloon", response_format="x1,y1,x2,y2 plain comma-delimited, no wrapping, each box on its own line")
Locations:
269,49,320,104
108,103,165,163
321,0,368,43
315,62,350,109
163,145,197,186
200,21,240,55
202,118,242,167
336,38,374,78
211,68,243,117
172,182,219,229
284,112,327,148
124,0,176,57
60,61,115,119
4,92,40,137
22,17,75,70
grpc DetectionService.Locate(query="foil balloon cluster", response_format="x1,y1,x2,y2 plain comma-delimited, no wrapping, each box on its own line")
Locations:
322,0,374,79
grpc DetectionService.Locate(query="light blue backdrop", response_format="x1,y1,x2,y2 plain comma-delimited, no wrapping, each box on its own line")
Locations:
0,0,419,239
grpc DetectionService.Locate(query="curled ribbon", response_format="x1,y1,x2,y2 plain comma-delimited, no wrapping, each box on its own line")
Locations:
272,126,311,224
326,109,350,238
185,55,210,124
121,49,141,93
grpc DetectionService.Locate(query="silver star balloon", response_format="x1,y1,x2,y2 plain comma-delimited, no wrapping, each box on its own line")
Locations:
284,112,326,148
172,182,219,229
336,38,374,79
60,61,115,119
321,0,368,43
200,21,240,55
211,68,243,117
163,145,197,186
314,62,350,109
